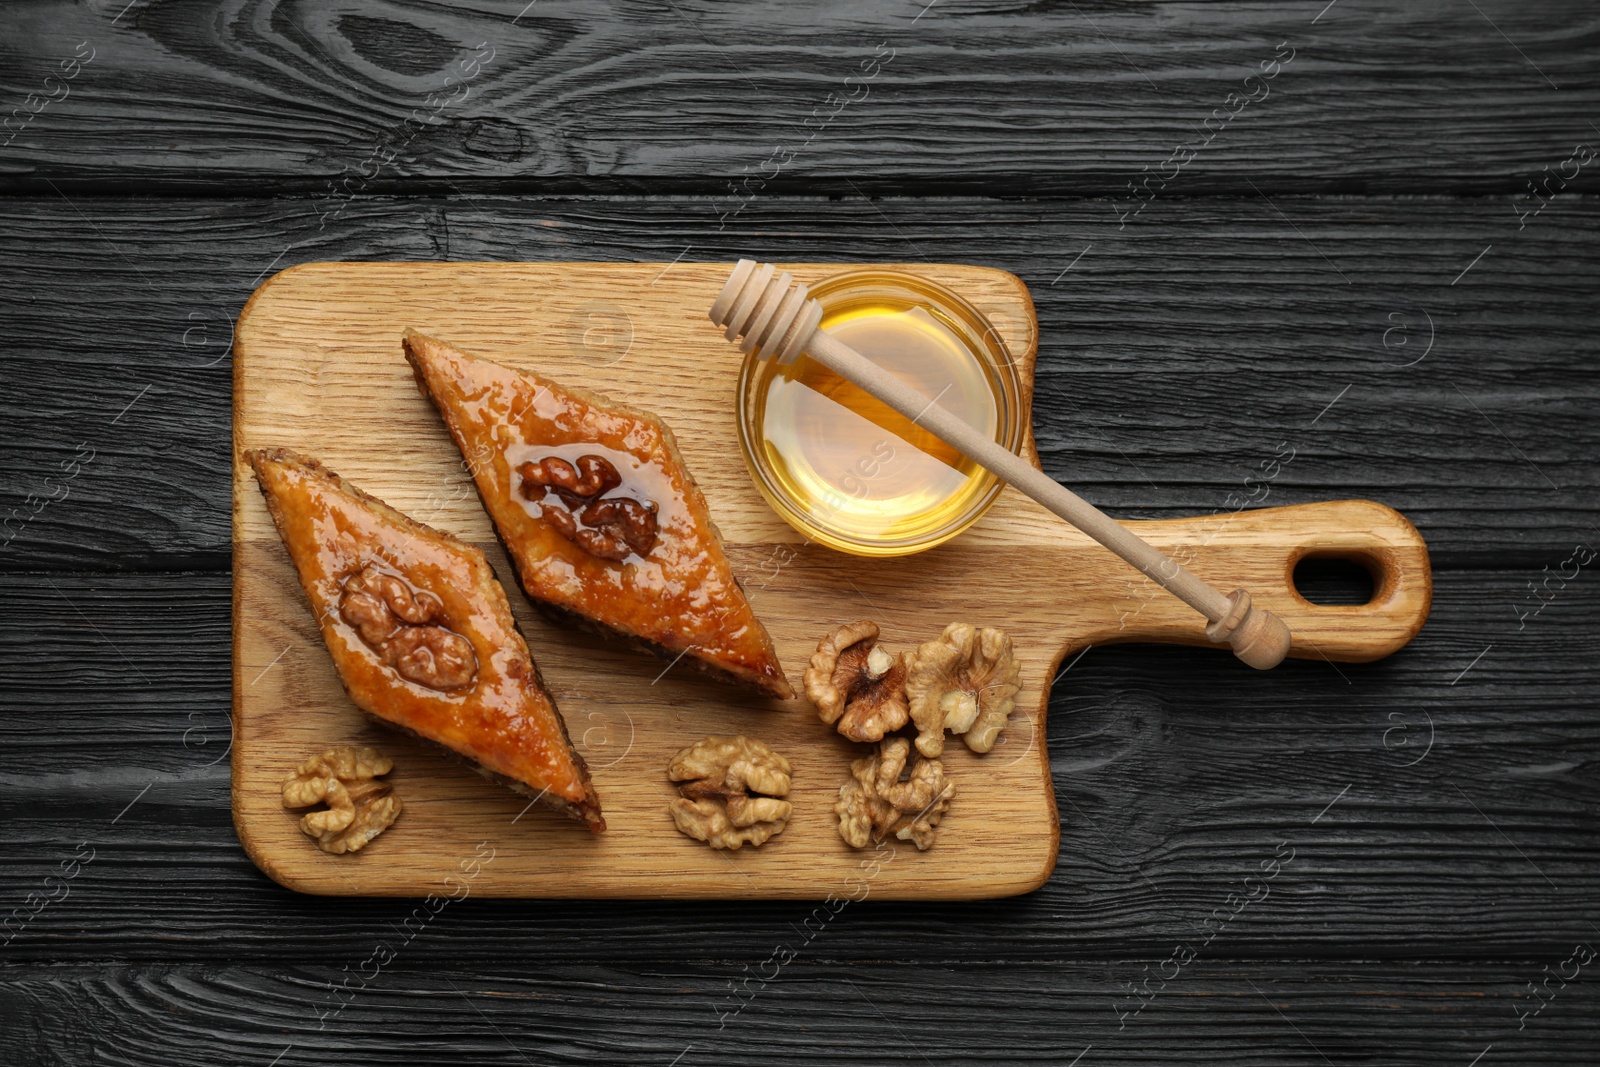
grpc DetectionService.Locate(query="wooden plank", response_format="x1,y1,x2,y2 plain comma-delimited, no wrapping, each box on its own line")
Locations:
2,960,1594,1065
2,196,1596,571
2,571,1595,954
1,2,1596,195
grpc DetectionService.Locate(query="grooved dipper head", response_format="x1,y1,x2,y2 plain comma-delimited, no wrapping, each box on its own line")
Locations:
709,259,823,365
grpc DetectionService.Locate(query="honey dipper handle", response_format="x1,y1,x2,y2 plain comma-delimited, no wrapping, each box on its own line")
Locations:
803,328,1292,669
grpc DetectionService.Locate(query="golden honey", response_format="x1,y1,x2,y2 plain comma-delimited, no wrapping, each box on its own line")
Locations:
737,270,1023,556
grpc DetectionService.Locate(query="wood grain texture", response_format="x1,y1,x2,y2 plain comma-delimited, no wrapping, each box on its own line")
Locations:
1,2,1596,1056
3,960,1596,1066
1,1,1597,195
2,570,1595,958
4,196,1597,571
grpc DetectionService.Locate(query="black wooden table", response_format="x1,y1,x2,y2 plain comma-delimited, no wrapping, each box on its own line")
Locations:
3,3,1597,1063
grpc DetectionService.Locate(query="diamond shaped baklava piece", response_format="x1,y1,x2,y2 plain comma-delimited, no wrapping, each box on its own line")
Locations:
403,330,792,700
247,446,604,832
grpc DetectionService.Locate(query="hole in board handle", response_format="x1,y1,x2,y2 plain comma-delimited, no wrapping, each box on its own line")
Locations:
1292,554,1378,606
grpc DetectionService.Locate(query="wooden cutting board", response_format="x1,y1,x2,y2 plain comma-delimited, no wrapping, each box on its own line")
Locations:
232,261,1431,900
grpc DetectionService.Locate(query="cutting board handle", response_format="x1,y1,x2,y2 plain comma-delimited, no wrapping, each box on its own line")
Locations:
1086,500,1431,663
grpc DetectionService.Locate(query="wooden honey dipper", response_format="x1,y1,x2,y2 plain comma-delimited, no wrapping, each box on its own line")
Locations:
710,259,1293,669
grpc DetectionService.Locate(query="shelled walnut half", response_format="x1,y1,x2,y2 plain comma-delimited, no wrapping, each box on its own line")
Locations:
518,454,659,561
281,746,402,854
905,623,1022,756
338,563,478,691
835,737,954,851
667,735,792,850
804,621,910,742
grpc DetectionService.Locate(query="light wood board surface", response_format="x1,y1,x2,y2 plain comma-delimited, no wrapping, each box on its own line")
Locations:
232,261,1431,900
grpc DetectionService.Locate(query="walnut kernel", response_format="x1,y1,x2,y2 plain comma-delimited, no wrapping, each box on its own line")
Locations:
667,735,792,849
338,564,478,691
518,454,659,561
520,454,622,502
803,621,910,742
281,746,402,854
387,625,477,690
905,623,1021,756
578,496,659,558
835,737,954,851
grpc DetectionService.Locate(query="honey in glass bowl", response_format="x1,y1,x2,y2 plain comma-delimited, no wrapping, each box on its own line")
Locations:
736,269,1024,556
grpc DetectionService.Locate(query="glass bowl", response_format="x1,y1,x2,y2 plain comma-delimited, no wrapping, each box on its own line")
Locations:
736,268,1024,557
